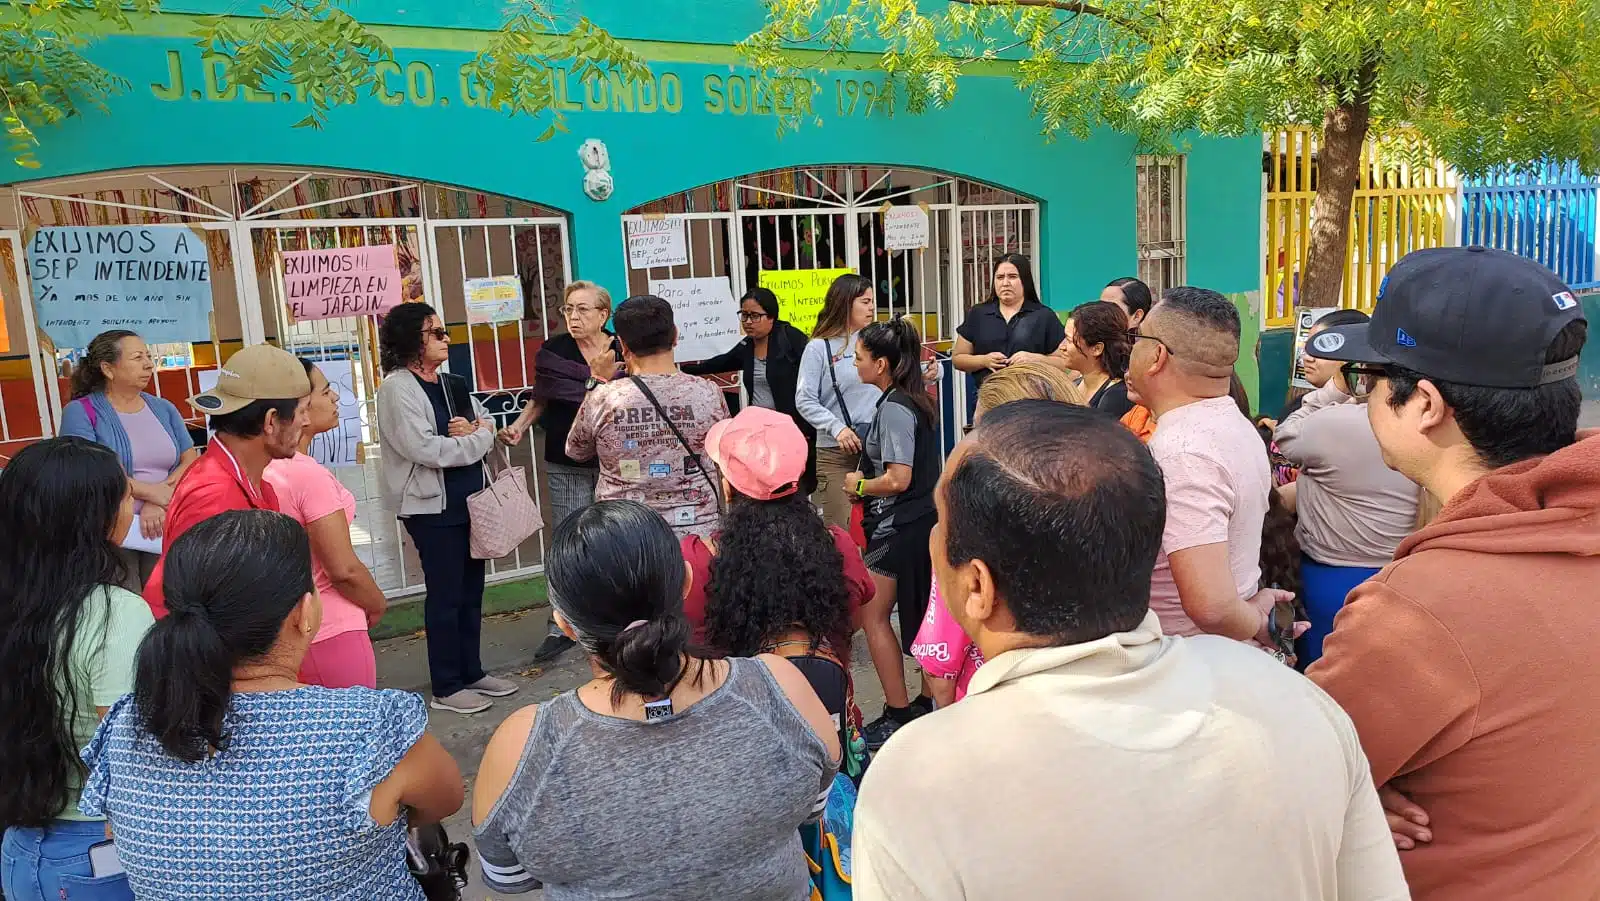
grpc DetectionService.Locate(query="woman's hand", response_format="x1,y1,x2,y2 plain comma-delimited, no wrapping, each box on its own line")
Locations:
1007,351,1047,367
842,471,866,498
497,423,527,446
141,480,174,508
141,503,167,540
1379,785,1432,850
836,427,863,454
446,417,475,438
981,351,1009,371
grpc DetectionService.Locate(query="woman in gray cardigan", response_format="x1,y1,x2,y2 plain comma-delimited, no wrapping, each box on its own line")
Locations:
375,303,519,714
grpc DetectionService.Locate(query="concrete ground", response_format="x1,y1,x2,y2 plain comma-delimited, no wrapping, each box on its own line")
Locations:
377,606,915,901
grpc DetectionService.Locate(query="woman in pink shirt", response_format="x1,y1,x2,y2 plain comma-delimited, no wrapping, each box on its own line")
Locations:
264,360,388,688
912,362,1085,705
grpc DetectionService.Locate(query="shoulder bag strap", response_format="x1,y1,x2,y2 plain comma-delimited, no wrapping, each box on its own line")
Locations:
79,395,98,429
823,338,857,434
628,375,725,514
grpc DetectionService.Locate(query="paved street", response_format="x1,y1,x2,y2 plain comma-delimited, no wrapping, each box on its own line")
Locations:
375,605,915,900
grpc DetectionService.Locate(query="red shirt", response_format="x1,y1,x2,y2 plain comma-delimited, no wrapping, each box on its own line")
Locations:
681,524,875,650
143,440,280,618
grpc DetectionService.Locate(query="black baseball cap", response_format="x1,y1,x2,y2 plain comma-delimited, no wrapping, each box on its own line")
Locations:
1308,246,1585,388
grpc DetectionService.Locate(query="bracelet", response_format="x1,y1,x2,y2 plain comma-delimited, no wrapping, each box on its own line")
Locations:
855,479,867,497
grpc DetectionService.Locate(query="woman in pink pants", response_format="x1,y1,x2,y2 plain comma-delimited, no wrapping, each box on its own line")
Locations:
265,359,388,688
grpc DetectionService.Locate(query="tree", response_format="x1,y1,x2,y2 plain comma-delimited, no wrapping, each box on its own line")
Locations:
1,0,649,165
740,0,1600,310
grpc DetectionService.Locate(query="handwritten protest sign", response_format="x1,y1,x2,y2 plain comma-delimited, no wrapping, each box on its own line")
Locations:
465,275,524,324
626,217,689,269
758,268,854,337
883,204,930,251
198,358,362,467
281,245,402,322
648,277,739,362
1292,307,1338,388
26,226,214,349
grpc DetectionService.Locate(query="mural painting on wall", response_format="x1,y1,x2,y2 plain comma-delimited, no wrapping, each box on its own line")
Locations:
515,227,566,332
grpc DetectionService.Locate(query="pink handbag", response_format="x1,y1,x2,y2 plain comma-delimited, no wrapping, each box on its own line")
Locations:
467,448,542,560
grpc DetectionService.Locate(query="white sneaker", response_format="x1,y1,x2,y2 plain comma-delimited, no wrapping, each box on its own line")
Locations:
430,689,492,714
467,675,519,698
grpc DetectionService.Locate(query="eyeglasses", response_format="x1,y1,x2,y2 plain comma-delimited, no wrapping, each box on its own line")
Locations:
1340,363,1387,399
561,305,601,318
423,327,449,342
1129,329,1174,355
737,311,771,323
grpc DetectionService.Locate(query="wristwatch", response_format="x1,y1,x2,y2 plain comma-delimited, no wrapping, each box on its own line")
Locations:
585,376,602,391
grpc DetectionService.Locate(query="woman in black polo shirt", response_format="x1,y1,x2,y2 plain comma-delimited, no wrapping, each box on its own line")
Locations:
951,253,1068,390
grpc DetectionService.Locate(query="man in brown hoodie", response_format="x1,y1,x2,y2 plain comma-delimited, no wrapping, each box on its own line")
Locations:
1307,246,1598,901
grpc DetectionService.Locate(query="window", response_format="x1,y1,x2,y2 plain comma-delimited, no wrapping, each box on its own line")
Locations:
1135,155,1187,298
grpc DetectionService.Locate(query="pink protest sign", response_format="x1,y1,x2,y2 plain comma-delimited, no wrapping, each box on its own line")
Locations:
281,245,403,322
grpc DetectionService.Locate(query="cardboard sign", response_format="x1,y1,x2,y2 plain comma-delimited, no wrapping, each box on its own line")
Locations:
197,358,362,467
281,245,403,322
465,275,524,324
883,204,930,251
1292,307,1338,389
647,276,740,362
26,226,214,349
626,217,689,269
758,268,855,337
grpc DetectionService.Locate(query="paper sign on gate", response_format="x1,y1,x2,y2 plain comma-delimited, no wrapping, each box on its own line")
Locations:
465,275,524,324
281,245,403,322
1291,307,1338,389
648,277,740,362
626,217,689,269
883,204,930,251
26,226,215,349
198,359,363,467
758,268,855,337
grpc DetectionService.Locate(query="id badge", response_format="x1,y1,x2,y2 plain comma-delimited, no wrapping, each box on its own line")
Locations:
619,459,642,481
671,506,696,526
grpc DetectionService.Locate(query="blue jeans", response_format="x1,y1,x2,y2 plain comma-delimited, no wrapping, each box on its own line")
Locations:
2,820,133,901
1297,555,1382,671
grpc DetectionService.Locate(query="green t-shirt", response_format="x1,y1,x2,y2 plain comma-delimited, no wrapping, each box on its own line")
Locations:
60,585,154,821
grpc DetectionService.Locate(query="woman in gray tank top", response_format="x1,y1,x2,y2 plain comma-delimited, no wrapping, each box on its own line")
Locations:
473,500,841,900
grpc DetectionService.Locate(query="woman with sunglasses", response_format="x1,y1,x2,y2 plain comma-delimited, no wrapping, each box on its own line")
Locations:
683,286,817,495
375,303,519,715
499,281,622,664
1273,309,1418,668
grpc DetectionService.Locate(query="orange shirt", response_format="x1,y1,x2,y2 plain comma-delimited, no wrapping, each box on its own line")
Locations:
1120,405,1156,443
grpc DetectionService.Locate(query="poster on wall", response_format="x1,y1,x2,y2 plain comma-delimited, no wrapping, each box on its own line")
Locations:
26,226,214,349
626,217,689,269
1291,306,1338,389
647,276,740,362
758,268,855,337
465,276,524,324
883,204,930,251
197,359,362,467
281,245,403,322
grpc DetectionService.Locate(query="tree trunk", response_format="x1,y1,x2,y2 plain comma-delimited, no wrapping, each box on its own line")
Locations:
1300,98,1372,311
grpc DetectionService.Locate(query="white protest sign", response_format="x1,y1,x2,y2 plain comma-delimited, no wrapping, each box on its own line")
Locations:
648,277,740,363
626,217,689,269
883,204,930,251
197,358,362,467
1291,307,1338,389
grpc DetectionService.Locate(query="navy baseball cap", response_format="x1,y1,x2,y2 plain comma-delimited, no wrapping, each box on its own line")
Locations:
1308,246,1585,388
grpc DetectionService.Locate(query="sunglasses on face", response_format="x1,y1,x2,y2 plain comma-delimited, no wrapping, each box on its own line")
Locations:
1340,363,1386,399
423,327,449,341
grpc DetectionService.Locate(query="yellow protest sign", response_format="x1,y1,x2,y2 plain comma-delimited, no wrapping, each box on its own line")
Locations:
758,268,855,337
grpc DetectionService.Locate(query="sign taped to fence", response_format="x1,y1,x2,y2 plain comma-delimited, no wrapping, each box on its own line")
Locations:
626,217,689,269
281,245,403,322
198,359,362,467
465,275,524,324
648,276,739,362
26,226,214,349
1292,307,1338,389
758,268,854,337
883,204,930,251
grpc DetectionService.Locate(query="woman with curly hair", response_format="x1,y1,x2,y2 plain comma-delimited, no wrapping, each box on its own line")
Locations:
685,408,874,773
1063,300,1135,417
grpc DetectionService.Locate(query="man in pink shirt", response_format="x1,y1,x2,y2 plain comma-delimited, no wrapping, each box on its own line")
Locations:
1125,287,1294,658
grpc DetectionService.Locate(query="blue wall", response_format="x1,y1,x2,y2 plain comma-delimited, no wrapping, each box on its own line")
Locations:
7,2,1262,313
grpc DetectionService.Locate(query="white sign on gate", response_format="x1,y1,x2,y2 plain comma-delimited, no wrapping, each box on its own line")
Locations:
198,358,362,467
883,204,930,251
626,217,689,268
648,276,740,363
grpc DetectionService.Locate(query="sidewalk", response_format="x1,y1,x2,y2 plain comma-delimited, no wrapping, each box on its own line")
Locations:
375,605,915,900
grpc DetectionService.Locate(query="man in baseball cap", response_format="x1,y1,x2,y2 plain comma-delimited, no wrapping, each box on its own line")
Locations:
1304,246,1599,901
143,343,312,617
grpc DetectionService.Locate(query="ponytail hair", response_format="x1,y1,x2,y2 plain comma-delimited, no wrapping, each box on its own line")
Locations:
858,317,935,421
545,500,700,705
71,329,139,399
134,510,313,762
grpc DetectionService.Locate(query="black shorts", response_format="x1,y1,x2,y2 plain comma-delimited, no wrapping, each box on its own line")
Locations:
863,512,936,655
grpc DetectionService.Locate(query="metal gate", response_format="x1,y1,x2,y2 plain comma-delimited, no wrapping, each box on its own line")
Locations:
623,166,1038,443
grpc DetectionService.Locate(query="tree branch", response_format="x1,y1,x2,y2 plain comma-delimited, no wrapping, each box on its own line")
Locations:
948,0,1148,36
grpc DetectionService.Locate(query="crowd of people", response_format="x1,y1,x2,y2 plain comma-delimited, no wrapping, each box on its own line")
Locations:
0,244,1595,901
